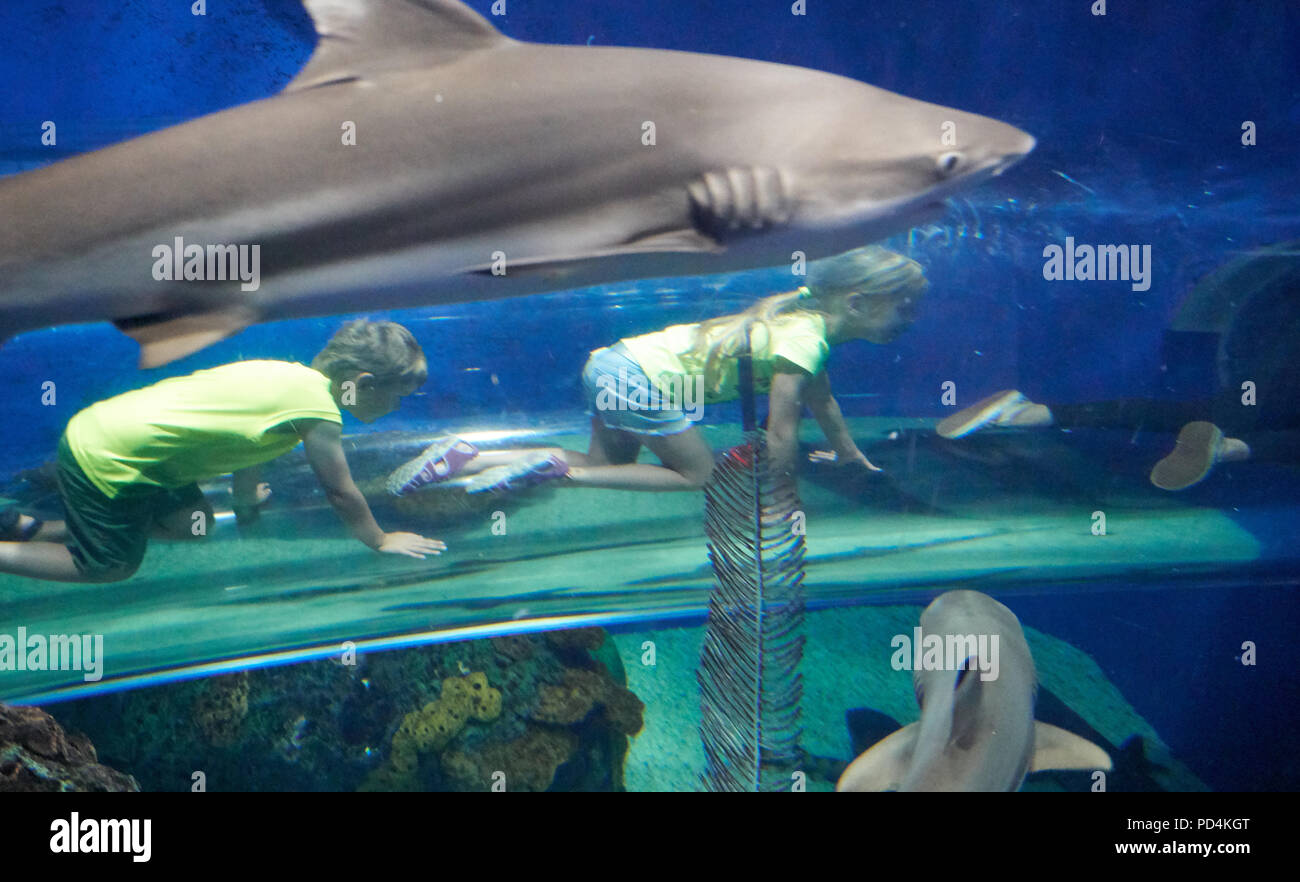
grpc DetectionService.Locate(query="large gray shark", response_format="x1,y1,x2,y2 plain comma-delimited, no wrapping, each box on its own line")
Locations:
837,590,1111,792
0,0,1035,366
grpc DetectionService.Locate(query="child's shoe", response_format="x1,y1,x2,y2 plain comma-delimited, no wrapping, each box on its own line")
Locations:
0,508,42,541
936,390,1052,439
1149,422,1248,491
386,436,479,496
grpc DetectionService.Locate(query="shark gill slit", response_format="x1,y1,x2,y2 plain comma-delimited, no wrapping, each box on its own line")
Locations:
687,166,793,238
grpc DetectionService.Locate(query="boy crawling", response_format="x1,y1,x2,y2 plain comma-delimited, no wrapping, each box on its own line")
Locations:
0,319,445,583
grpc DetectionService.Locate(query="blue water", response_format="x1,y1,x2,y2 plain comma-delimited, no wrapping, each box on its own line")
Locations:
0,1,1297,791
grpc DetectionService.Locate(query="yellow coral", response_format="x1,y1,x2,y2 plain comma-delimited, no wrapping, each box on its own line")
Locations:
389,740,419,774
472,686,502,721
443,671,502,722
381,671,504,784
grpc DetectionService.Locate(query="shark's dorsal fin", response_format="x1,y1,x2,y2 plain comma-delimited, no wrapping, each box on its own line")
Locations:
836,723,919,792
1030,721,1113,773
286,0,509,92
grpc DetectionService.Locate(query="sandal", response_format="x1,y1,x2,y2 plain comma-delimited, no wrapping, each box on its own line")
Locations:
387,436,480,496
936,390,1051,439
1149,422,1222,491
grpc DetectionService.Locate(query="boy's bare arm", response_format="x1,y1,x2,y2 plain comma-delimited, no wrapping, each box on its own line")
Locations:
231,466,261,504
230,465,266,526
298,419,445,557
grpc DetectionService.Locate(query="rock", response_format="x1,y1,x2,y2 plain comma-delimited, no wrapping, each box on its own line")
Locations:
545,627,605,655
0,703,139,792
490,634,535,663
442,726,579,792
531,668,644,735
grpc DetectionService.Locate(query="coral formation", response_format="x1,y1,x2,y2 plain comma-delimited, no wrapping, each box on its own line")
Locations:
532,668,643,735
491,634,535,663
191,671,250,746
364,671,502,788
0,703,138,792
442,726,578,792
48,626,640,792
356,631,641,791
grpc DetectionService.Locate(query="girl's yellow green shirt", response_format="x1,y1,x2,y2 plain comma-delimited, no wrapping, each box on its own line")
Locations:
619,312,829,404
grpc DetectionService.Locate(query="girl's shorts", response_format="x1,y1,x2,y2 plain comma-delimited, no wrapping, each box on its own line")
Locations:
582,343,696,437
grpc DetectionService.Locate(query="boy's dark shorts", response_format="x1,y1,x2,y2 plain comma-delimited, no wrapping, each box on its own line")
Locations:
56,434,205,579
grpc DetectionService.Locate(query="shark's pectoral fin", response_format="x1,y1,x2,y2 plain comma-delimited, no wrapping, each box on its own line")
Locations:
835,722,920,792
1030,721,1113,773
286,0,509,92
622,228,725,253
114,306,258,369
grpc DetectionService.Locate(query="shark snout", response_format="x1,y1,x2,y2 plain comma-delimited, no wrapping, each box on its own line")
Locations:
991,129,1036,175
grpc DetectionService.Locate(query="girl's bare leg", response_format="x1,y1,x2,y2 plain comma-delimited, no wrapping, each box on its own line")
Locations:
567,426,715,491
442,415,628,476
586,415,642,466
446,419,713,491
453,448,592,474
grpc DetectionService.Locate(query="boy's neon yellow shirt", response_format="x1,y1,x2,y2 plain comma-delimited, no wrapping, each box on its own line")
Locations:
619,312,829,403
65,360,342,498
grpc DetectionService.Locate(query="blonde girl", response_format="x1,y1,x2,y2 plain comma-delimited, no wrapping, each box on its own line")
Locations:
387,245,928,495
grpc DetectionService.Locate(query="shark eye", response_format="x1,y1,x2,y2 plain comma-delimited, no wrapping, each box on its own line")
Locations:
936,151,965,177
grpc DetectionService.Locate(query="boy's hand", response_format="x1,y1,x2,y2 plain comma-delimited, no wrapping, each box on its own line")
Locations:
233,482,272,508
377,532,447,559
233,482,273,527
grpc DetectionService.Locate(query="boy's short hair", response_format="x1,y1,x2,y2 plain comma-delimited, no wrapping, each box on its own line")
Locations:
311,320,428,391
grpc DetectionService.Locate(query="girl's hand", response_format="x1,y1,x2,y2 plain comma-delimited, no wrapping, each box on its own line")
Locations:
808,449,883,472
378,532,448,559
